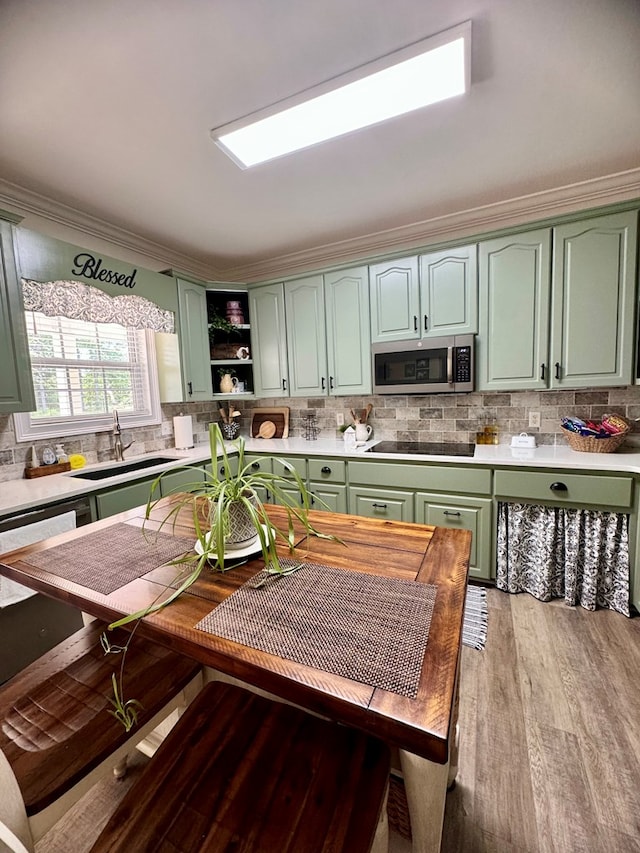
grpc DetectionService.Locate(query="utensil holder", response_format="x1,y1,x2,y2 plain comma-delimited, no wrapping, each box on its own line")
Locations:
219,421,240,441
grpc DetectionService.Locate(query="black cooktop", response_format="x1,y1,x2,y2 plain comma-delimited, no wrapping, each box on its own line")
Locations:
366,441,476,457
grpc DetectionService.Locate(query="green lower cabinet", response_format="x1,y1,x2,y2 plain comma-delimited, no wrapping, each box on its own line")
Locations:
272,482,304,508
271,456,308,481
348,486,414,522
415,492,493,580
160,465,206,495
95,478,160,519
309,482,348,514
206,457,240,479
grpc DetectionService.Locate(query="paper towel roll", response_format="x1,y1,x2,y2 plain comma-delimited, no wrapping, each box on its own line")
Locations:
173,414,193,449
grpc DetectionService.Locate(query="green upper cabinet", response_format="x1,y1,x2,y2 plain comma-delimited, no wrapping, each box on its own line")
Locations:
324,266,371,395
550,211,637,388
176,279,213,401
253,268,371,399
0,222,35,413
369,256,420,342
477,229,552,391
249,283,289,397
478,211,638,391
285,275,327,397
419,245,478,337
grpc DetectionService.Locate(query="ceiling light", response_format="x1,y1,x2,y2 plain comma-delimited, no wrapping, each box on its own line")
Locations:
211,21,471,169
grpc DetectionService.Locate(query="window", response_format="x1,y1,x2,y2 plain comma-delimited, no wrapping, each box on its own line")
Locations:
14,311,161,441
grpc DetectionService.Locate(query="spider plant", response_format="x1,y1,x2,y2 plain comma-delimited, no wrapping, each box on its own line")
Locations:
108,422,337,630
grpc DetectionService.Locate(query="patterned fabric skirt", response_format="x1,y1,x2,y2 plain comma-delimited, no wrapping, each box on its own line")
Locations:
496,502,630,616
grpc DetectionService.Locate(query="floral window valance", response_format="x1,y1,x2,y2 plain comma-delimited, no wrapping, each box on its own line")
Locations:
21,278,175,334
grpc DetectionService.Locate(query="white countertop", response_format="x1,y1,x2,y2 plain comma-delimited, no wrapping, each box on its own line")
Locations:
2,435,639,519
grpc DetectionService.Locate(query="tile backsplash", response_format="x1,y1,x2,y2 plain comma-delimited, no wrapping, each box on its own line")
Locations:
1,387,639,483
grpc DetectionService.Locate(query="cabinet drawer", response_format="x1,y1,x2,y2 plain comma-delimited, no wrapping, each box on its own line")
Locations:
207,456,239,478
349,460,491,495
348,486,414,522
494,470,633,509
243,455,273,475
272,455,307,480
308,458,346,483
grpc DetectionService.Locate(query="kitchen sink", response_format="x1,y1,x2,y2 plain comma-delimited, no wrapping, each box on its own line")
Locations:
69,456,179,480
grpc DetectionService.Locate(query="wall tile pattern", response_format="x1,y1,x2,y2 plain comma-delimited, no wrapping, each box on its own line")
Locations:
1,387,639,483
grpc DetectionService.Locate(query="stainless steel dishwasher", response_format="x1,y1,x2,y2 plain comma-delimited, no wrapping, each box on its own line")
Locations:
0,495,93,683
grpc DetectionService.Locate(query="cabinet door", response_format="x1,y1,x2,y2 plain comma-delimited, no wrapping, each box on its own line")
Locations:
309,483,348,514
369,257,420,342
249,284,289,397
419,245,478,337
416,492,493,580
0,222,36,413
477,230,551,390
324,266,371,395
285,276,327,397
177,279,213,401
95,478,160,519
348,486,414,522
550,211,637,388
160,465,206,495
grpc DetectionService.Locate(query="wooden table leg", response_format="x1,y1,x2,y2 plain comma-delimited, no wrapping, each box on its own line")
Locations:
398,749,449,853
447,667,461,789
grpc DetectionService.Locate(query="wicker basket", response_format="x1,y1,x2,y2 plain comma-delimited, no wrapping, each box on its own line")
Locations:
561,425,630,453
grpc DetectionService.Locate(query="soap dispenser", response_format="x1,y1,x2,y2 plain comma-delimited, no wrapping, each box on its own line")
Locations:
55,443,69,463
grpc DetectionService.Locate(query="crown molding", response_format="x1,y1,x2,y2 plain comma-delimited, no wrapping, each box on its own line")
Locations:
0,179,221,281
223,167,640,282
1,169,639,285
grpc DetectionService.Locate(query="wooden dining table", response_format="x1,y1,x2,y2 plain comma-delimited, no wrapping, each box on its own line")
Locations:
0,496,471,853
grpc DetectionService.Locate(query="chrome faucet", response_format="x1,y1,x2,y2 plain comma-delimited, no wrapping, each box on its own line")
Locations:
113,410,134,461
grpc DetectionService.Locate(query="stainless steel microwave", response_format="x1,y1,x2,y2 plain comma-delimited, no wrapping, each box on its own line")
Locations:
372,335,475,394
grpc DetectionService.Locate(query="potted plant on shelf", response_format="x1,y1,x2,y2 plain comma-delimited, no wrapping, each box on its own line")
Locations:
102,422,338,728
208,308,240,359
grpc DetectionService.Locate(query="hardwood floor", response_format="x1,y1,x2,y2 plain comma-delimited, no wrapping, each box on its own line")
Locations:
441,588,640,853
36,588,640,852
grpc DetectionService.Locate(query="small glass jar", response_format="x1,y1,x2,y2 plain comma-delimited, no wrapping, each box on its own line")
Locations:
484,417,499,445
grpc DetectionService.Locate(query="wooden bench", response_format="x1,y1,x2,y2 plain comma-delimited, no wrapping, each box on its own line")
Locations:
0,621,202,849
90,680,391,853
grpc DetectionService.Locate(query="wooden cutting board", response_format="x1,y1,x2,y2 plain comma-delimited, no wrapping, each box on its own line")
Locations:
250,407,290,439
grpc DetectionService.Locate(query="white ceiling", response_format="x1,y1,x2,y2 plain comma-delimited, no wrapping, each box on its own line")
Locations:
1,0,639,282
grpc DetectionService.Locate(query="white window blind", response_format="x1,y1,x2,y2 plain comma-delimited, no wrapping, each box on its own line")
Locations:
14,312,161,441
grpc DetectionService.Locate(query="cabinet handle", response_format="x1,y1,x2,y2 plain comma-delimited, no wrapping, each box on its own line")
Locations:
443,510,461,517
251,462,261,470
321,376,326,390
282,378,287,391
424,315,428,332
219,465,225,476
413,315,418,332
541,364,546,380
321,466,331,474
372,502,388,509
550,482,568,492
329,376,334,390
555,362,561,380
187,381,193,397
